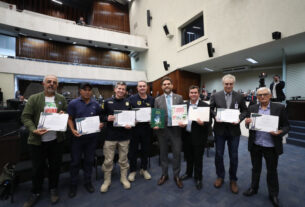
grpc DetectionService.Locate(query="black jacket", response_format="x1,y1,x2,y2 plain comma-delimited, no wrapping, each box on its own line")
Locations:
270,81,286,102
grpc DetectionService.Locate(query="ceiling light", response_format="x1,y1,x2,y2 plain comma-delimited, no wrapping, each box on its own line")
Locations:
73,42,77,44
203,67,214,72
52,0,63,5
246,58,258,64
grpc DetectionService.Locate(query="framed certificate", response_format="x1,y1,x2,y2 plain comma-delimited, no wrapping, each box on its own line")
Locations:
37,112,68,131
134,107,151,122
113,110,136,127
216,108,240,123
250,113,279,132
75,116,100,135
188,106,210,122
171,104,188,126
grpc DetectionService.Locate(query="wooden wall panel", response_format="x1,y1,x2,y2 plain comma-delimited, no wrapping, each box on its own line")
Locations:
152,70,200,100
17,37,131,69
91,1,130,33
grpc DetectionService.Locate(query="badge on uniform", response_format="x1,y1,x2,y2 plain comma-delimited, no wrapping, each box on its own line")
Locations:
137,101,141,106
101,103,104,109
126,102,129,106
108,101,113,104
235,103,239,109
146,103,150,106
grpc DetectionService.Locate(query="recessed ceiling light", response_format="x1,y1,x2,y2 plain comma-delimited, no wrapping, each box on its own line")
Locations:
73,42,77,44
52,0,63,5
203,67,214,72
246,58,258,64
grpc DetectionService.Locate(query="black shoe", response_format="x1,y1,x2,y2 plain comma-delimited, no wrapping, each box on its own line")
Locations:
23,193,40,207
243,187,258,196
195,180,202,190
84,183,95,193
180,173,192,181
50,189,59,204
68,185,77,198
269,195,280,207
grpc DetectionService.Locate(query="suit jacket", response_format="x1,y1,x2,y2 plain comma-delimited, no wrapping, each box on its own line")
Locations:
247,102,290,155
154,93,183,126
210,90,248,137
270,80,286,101
182,100,212,146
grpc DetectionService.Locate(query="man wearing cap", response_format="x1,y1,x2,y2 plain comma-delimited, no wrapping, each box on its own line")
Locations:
67,82,103,198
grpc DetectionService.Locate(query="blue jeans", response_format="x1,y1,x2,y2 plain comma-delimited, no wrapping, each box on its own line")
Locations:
215,135,240,181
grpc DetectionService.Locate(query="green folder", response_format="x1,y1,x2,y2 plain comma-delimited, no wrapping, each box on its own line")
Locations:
151,108,165,128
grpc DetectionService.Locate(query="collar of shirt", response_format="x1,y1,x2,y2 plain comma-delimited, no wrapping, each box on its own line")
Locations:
190,99,199,106
224,91,232,96
78,97,94,104
259,102,271,110
166,92,173,98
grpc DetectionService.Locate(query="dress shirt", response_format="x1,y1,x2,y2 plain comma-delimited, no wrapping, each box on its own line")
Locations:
186,99,199,132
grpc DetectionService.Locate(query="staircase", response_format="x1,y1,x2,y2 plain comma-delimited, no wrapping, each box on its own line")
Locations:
287,120,305,148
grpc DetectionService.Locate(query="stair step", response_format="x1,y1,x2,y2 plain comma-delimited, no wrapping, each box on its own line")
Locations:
288,131,305,141
286,137,305,148
289,120,305,127
290,125,305,133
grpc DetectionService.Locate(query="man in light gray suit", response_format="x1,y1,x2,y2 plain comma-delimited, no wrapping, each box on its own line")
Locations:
154,76,184,189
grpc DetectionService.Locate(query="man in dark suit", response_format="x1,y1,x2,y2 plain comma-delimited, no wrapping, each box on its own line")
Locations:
154,76,184,189
243,87,289,207
180,85,211,190
210,74,248,194
270,75,285,102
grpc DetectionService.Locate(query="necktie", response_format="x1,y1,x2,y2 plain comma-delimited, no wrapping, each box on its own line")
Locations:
225,93,231,109
166,95,172,126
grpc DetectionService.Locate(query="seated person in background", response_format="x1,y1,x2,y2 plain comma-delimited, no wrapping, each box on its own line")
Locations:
77,16,86,25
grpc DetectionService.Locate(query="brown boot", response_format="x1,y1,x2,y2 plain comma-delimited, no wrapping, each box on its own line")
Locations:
230,181,239,194
214,178,224,188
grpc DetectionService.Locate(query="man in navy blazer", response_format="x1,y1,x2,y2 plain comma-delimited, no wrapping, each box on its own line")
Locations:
210,74,248,194
243,87,289,207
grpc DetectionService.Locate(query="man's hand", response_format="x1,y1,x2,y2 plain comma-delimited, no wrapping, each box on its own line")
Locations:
71,129,81,137
99,123,104,129
245,118,252,125
153,126,159,130
178,121,186,128
33,129,48,136
124,125,132,130
196,118,204,126
270,130,283,136
107,115,115,122
58,110,65,114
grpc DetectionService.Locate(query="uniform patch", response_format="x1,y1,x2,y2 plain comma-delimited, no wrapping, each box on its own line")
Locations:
101,103,104,109
146,103,150,106
108,101,113,104
126,102,129,106
137,101,142,105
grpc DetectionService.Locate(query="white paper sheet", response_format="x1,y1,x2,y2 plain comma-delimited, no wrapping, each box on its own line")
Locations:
134,107,151,122
216,108,240,123
171,105,188,126
250,113,279,132
37,112,68,131
75,116,100,135
114,110,136,127
188,106,210,122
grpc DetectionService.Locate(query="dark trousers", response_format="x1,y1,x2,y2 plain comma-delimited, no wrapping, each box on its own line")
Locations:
184,135,205,181
250,144,279,196
70,136,98,185
157,127,181,177
215,135,240,181
30,140,63,194
129,125,151,172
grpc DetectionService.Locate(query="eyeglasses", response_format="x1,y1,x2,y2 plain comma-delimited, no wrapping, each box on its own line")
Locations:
257,93,270,97
46,80,57,84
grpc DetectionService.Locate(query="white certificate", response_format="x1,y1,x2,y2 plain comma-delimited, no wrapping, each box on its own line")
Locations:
37,112,68,131
114,110,136,127
188,106,210,122
250,113,279,132
134,107,151,122
216,108,240,123
75,116,100,135
171,104,188,126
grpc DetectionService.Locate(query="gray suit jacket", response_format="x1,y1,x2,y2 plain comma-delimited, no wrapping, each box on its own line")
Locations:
210,90,248,136
154,93,184,126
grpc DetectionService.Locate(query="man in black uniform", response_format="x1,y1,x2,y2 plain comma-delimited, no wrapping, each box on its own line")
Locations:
100,82,132,192
128,81,154,182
